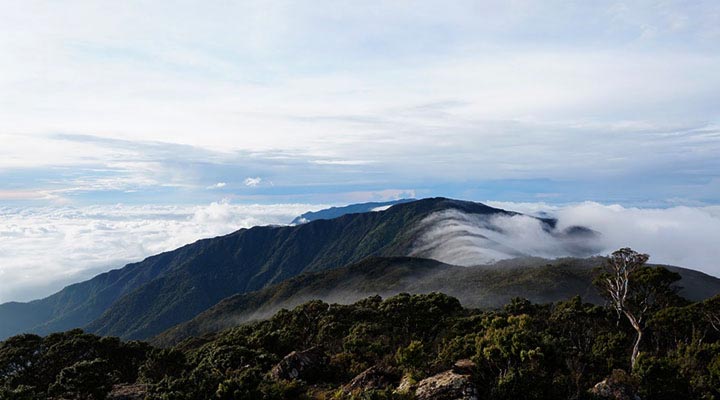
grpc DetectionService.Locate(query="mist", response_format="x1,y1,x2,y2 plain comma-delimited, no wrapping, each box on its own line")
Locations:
410,209,603,266
407,203,720,279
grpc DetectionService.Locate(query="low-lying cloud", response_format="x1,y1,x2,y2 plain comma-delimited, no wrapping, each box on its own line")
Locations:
410,209,603,266
2,200,718,303
0,201,326,303
486,201,720,277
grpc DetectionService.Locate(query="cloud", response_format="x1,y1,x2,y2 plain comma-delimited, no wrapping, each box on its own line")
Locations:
0,201,327,303
207,182,226,189
312,160,374,165
1,198,718,303
410,209,602,266
0,2,718,206
486,201,720,277
244,177,262,187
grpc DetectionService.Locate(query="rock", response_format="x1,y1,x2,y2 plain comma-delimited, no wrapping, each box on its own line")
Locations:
415,370,479,400
107,383,148,400
343,366,398,394
590,370,641,400
269,347,328,382
452,359,476,375
396,374,417,394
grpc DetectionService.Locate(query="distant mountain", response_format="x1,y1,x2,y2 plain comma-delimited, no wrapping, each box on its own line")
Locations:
290,199,415,224
152,256,720,347
0,197,608,340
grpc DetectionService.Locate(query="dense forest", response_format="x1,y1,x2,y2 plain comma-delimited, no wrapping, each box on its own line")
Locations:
1,250,719,399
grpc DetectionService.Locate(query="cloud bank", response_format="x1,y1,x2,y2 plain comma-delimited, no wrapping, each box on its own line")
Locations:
486,201,720,277
1,200,718,303
410,209,603,266
0,201,326,303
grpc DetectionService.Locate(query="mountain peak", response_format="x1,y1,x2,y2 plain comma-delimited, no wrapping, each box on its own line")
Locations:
0,196,598,341
290,198,416,224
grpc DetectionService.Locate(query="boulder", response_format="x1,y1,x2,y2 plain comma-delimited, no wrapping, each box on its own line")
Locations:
269,347,327,382
589,370,641,400
396,374,417,394
343,366,398,393
452,359,476,375
107,383,148,400
415,369,478,400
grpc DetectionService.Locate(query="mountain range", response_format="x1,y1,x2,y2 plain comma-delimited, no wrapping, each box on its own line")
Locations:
290,198,415,224
1,197,718,342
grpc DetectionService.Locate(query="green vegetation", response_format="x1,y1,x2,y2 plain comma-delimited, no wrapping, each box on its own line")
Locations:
2,262,719,399
0,198,516,341
152,256,720,347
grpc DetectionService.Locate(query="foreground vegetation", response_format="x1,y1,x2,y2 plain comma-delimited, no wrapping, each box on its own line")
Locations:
1,251,719,399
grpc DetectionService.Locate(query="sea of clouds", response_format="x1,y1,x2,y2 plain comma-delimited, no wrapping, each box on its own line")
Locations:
0,201,326,303
487,201,720,276
1,200,719,304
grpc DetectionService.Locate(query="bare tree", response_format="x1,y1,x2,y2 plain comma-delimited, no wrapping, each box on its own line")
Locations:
599,248,648,370
703,295,720,333
594,248,650,371
595,248,682,371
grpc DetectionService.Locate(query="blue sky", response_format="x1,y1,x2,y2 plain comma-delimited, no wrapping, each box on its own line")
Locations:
1,0,719,206
1,1,720,301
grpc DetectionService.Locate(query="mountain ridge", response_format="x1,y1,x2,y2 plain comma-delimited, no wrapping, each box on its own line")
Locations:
151,255,720,347
0,197,684,341
290,198,415,224
1,198,498,339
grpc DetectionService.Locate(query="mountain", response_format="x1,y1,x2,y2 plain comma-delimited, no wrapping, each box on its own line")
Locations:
152,256,720,347
290,199,415,224
0,197,606,340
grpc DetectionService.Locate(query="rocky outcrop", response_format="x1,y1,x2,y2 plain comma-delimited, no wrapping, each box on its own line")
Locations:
414,359,478,400
396,374,417,394
269,347,327,382
342,366,399,393
452,359,476,375
590,370,641,400
107,384,148,400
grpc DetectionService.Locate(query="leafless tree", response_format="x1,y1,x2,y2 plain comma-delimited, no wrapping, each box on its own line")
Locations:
595,248,649,371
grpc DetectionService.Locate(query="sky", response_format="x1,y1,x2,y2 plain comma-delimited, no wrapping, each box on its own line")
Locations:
1,1,719,302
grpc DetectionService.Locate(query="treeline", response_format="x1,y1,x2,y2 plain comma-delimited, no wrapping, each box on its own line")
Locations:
1,251,719,399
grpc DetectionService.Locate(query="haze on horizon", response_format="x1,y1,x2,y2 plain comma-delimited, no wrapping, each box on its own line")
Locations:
1,1,719,302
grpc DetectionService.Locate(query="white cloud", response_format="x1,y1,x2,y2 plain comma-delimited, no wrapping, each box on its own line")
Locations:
0,1,717,182
0,201,327,303
312,160,374,165
207,182,226,189
410,209,602,266
1,199,718,303
244,177,262,187
486,201,720,277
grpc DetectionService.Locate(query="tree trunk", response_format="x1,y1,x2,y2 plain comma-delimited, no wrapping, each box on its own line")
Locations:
630,329,642,371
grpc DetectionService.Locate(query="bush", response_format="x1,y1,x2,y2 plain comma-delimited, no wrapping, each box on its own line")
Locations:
49,358,113,400
634,356,692,400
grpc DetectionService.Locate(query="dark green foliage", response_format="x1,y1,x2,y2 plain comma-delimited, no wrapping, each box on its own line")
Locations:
0,329,149,398
2,283,719,399
139,348,187,383
0,334,43,388
49,358,113,400
634,355,692,400
154,256,720,347
395,341,427,378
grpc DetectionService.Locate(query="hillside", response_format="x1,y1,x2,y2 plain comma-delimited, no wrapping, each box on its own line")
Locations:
152,255,720,347
5,291,719,399
2,198,542,340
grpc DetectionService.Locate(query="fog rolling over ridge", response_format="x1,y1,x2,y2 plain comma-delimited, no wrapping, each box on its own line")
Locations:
410,209,602,266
